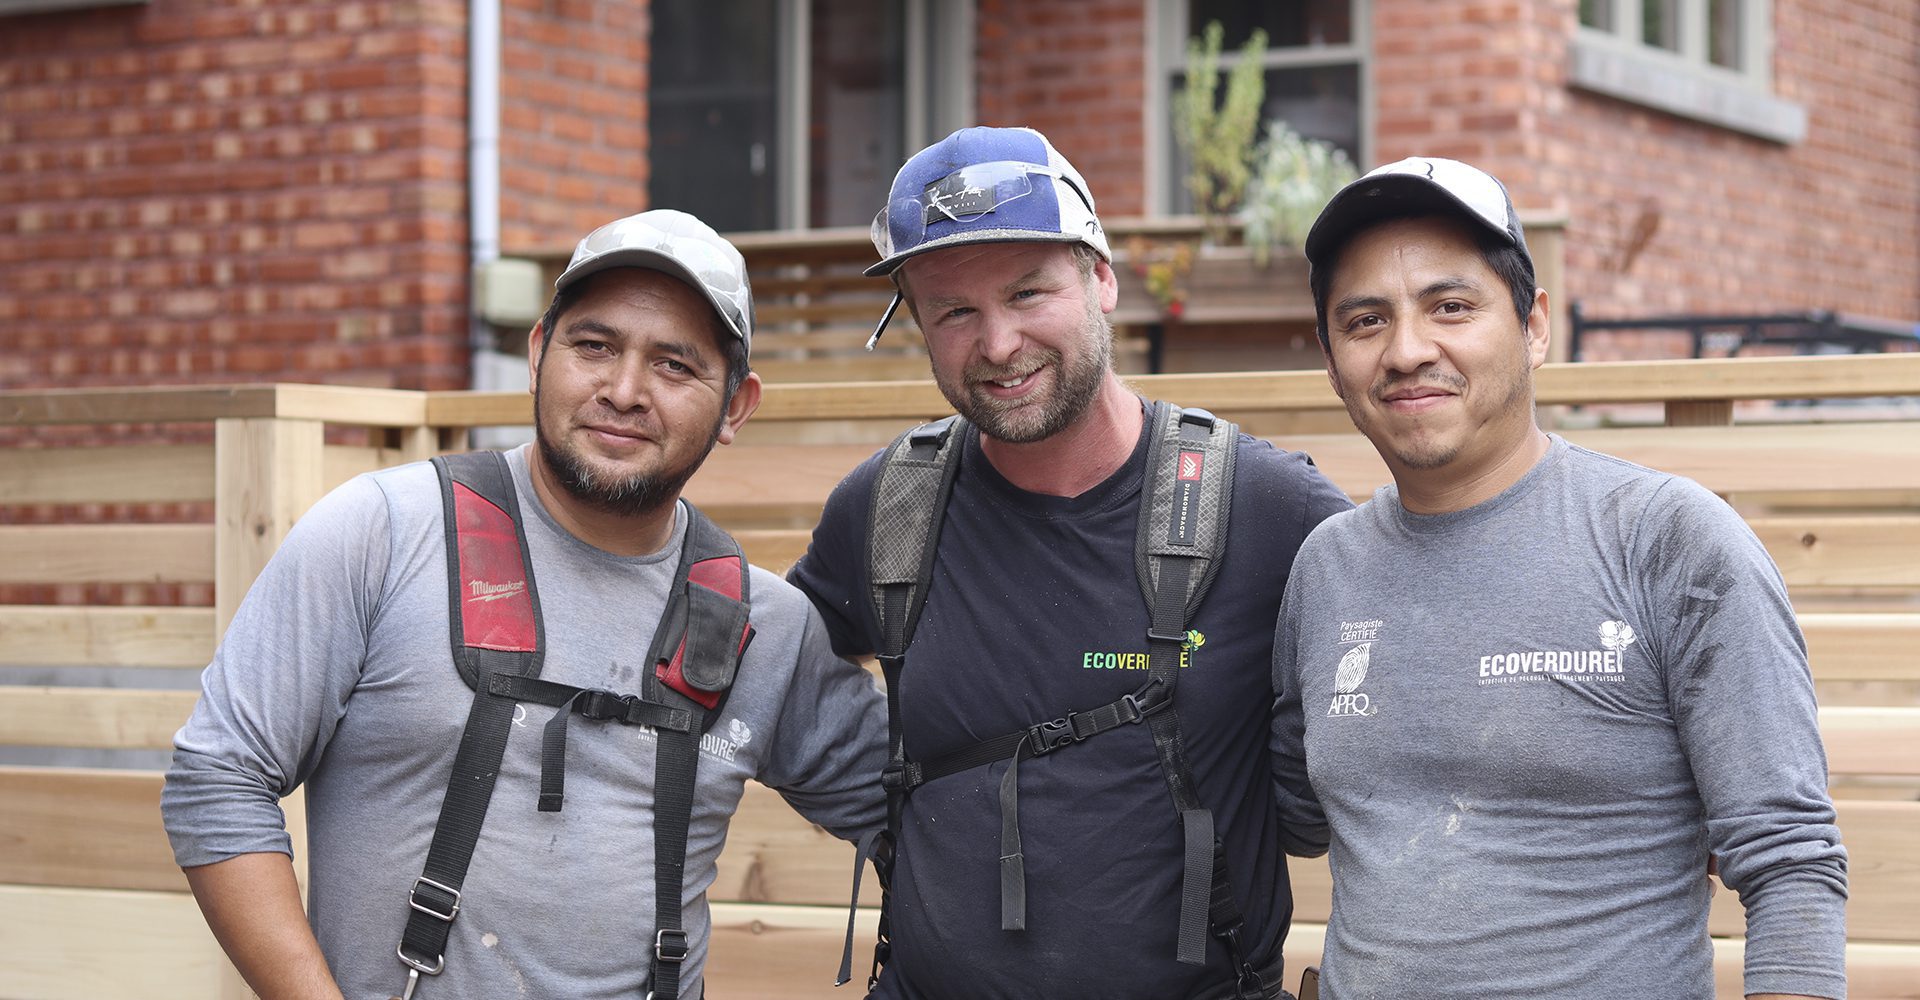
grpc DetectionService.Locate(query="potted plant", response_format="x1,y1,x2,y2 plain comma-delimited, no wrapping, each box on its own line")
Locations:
1120,22,1358,325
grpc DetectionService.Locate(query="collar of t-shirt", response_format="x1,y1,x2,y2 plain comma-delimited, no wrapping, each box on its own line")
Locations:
1385,433,1569,535
963,396,1153,519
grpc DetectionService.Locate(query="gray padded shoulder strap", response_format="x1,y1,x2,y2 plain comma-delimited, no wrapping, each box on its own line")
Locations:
1134,401,1237,618
866,415,967,660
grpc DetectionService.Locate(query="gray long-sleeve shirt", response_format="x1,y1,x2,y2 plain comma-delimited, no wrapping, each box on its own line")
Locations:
1272,436,1847,1000
163,445,888,999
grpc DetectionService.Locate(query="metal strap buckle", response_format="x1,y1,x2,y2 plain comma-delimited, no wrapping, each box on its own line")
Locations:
655,928,691,963
408,876,461,923
396,942,446,976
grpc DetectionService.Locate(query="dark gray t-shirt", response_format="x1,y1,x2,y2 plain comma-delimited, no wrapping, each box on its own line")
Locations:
791,410,1354,1000
164,445,888,999
1274,436,1847,1000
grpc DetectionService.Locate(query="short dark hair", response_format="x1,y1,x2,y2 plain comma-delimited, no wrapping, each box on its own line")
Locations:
1309,215,1535,350
538,273,751,404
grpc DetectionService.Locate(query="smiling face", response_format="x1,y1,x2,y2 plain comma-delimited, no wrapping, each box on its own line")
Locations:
1322,214,1549,497
899,241,1118,444
528,268,758,520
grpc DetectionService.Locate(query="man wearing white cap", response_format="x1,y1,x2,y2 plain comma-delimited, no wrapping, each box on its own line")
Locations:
789,127,1352,999
164,209,888,1000
1272,158,1848,998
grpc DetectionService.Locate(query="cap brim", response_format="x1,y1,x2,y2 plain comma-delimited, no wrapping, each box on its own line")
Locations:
1304,174,1519,271
555,249,748,344
865,230,1099,277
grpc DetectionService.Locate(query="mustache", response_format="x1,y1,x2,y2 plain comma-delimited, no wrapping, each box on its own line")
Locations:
1373,369,1466,398
965,350,1058,384
578,402,661,437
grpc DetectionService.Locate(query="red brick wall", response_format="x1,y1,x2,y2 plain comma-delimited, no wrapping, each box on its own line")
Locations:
974,0,1149,216
498,0,649,253
1372,0,1920,360
0,0,472,391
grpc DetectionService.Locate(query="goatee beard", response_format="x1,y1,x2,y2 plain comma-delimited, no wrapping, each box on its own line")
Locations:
536,432,698,517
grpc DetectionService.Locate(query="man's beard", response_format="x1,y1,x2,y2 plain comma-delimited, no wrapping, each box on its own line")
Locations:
532,382,721,518
535,431,710,517
936,300,1113,444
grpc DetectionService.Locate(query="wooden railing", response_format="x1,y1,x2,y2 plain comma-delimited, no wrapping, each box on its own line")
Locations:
515,214,1568,381
2,353,1917,999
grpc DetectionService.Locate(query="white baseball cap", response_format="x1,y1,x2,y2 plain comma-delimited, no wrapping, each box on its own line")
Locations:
1304,156,1531,274
555,209,754,354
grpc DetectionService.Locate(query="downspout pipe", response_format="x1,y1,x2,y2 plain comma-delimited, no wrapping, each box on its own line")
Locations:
468,0,501,388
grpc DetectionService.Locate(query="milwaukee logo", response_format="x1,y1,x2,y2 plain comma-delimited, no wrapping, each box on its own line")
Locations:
467,579,526,603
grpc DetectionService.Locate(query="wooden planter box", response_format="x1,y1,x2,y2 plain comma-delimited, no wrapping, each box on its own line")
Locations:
1111,243,1322,373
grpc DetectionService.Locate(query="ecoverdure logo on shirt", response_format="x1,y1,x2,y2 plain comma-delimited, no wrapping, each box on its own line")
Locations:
1476,620,1636,686
1080,630,1205,671
632,716,754,764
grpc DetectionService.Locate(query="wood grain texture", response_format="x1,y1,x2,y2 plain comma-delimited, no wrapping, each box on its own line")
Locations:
0,605,214,668
0,524,213,585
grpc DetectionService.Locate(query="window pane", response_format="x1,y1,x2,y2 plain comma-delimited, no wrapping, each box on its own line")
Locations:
649,1,780,231
1641,0,1681,51
1167,64,1360,213
809,0,906,227
1708,0,1745,69
1579,0,1614,30
1189,0,1352,50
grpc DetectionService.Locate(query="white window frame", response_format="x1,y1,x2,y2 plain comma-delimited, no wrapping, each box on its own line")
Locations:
776,0,974,229
1146,0,1372,216
1572,0,1805,144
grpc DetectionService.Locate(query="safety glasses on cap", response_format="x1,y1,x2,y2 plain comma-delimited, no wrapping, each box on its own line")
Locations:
868,160,1094,261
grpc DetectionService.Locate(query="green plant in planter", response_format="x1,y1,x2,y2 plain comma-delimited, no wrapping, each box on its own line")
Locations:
1241,122,1359,266
1174,21,1267,246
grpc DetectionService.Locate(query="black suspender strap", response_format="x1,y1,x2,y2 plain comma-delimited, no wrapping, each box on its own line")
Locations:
842,416,964,987
400,455,748,1000
645,507,751,1000
398,452,546,992
1135,402,1251,975
649,712,702,1000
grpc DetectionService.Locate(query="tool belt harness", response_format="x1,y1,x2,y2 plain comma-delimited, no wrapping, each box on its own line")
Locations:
840,402,1270,999
392,451,752,1000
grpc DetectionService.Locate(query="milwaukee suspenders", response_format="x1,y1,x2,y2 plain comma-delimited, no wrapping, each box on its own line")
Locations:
394,450,752,1000
843,402,1265,998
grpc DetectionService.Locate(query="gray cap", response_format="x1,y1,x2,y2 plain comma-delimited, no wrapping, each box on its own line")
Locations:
555,209,754,354
1304,156,1531,275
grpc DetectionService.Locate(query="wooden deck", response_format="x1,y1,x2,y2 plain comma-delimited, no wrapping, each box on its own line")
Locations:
2,353,1917,998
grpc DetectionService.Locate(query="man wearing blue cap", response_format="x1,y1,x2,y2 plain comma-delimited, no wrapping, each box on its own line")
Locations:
789,127,1352,999
1273,158,1848,998
164,210,888,1000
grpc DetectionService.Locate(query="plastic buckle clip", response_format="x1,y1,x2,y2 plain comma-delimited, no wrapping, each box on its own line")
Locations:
576,689,630,721
655,928,691,964
1029,713,1080,755
407,876,461,923
880,761,922,793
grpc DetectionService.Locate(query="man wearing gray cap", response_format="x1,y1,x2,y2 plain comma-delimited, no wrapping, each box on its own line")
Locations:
789,127,1351,999
163,209,887,1000
1272,158,1848,998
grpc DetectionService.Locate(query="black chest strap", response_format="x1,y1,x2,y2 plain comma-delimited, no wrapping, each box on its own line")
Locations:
396,451,750,1000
